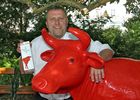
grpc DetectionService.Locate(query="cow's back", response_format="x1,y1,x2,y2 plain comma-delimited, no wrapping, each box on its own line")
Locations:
70,58,140,100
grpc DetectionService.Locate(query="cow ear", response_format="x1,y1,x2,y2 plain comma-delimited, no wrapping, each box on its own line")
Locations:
41,50,55,62
86,52,104,69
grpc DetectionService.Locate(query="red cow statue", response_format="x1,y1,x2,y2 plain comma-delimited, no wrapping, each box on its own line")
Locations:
32,27,140,100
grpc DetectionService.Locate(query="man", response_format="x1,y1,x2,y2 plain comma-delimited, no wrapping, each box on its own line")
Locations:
17,5,114,100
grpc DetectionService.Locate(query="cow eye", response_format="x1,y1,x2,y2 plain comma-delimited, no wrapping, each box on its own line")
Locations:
69,57,75,64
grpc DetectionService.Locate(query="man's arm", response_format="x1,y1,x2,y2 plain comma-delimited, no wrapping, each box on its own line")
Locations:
90,49,113,83
99,49,113,61
88,40,114,83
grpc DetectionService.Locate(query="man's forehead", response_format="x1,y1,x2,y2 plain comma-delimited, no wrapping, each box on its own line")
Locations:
47,9,65,15
46,10,67,19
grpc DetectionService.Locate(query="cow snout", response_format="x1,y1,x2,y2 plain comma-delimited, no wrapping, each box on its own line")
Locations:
33,78,47,89
32,76,59,94
32,77,48,92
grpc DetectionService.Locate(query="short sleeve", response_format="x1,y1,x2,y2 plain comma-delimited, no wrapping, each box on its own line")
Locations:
88,39,114,54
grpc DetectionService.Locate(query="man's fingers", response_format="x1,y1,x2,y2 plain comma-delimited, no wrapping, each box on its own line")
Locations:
16,40,24,53
101,68,104,79
17,43,21,53
95,69,103,83
90,68,104,83
90,68,95,82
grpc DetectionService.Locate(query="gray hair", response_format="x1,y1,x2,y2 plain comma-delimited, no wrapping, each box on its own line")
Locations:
46,5,67,18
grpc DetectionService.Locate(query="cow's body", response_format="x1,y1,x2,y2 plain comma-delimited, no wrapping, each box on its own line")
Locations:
70,58,140,100
32,27,140,100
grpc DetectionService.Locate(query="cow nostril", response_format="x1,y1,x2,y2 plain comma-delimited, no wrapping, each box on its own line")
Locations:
35,78,48,89
69,58,75,64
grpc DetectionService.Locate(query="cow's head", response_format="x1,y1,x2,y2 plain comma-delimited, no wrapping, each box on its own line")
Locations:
32,27,104,94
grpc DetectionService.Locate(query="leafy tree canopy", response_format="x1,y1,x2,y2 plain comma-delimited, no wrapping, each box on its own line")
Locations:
0,0,140,67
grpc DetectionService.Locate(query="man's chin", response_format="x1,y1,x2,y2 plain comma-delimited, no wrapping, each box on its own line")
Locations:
54,34,64,38
53,32,65,38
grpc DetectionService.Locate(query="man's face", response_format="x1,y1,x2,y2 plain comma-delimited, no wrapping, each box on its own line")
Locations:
46,9,68,38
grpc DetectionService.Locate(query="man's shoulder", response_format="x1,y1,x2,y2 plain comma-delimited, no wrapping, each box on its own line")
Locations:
31,35,46,47
31,35,43,43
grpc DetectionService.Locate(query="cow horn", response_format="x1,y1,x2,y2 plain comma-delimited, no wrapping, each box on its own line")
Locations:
68,27,91,50
41,27,91,50
41,28,59,48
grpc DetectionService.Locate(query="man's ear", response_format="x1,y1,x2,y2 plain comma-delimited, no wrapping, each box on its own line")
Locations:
41,50,55,62
86,52,104,69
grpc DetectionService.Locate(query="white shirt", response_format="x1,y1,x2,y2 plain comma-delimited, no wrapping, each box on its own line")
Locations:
31,32,113,100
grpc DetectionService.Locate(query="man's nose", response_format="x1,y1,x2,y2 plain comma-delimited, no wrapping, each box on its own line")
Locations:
55,19,60,25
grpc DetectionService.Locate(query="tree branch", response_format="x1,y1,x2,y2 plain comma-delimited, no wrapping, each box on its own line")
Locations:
33,0,86,14
12,0,32,6
87,0,117,11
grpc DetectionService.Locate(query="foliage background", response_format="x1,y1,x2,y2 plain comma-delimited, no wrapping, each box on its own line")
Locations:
0,0,140,68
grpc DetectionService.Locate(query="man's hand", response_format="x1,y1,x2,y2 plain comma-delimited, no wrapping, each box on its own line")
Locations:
90,49,113,83
90,67,104,83
16,40,24,53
